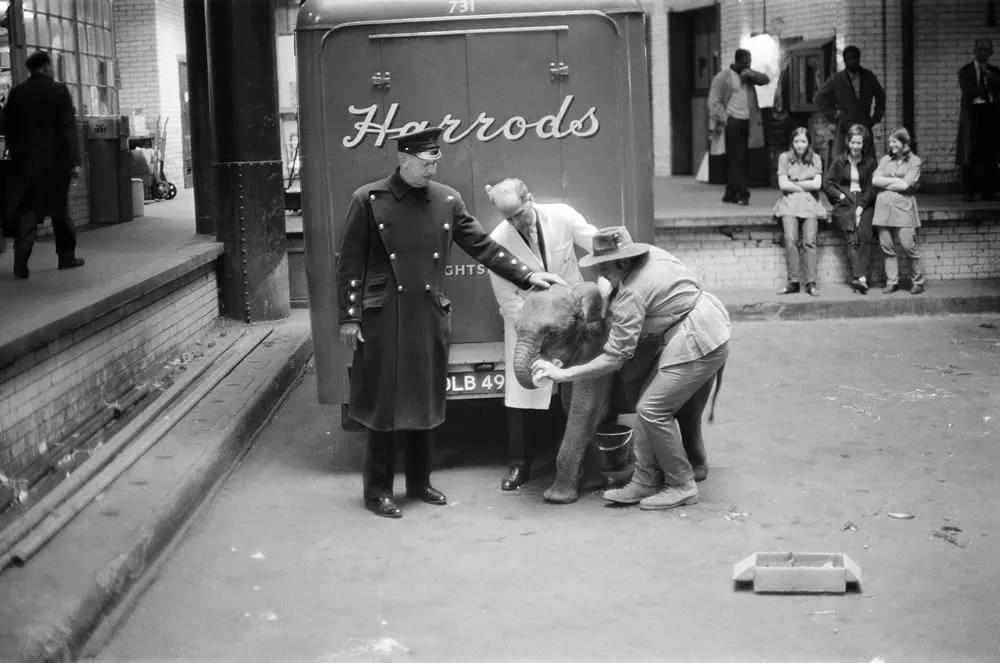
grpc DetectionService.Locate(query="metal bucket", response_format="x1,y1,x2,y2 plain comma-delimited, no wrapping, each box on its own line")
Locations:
596,423,632,471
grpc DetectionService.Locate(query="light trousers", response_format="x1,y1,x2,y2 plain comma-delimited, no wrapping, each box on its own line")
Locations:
781,215,818,284
877,226,923,285
631,342,730,489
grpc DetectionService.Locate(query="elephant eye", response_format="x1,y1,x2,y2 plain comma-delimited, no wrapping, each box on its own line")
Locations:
544,329,559,338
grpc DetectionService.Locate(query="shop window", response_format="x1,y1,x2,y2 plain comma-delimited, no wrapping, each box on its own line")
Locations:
18,0,117,115
786,37,834,113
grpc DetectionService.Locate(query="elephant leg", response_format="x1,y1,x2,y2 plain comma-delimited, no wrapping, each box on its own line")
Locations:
544,374,613,504
676,372,715,481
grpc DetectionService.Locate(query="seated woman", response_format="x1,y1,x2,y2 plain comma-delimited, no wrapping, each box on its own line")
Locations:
872,127,924,294
773,127,827,296
823,124,878,294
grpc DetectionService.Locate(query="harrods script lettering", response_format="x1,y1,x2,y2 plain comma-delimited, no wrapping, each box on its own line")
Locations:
342,94,600,148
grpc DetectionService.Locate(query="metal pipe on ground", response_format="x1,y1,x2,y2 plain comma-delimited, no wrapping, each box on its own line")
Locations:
14,386,146,497
0,329,251,565
0,327,273,569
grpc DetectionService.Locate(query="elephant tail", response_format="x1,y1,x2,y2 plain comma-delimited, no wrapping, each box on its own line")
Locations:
707,363,725,423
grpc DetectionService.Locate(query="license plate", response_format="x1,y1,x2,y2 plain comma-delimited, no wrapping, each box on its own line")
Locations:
445,370,505,396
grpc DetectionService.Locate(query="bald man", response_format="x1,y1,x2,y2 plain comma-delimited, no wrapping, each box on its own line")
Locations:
485,179,600,491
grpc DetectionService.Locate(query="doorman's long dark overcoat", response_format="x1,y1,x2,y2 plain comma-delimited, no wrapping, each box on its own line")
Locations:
1,72,81,229
336,170,534,431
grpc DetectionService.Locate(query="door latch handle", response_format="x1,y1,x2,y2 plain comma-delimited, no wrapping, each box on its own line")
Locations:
548,62,569,80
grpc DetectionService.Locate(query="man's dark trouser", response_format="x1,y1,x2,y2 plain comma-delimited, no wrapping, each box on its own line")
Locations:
843,206,874,280
363,429,433,500
963,106,998,198
724,118,750,202
506,401,564,468
13,210,77,273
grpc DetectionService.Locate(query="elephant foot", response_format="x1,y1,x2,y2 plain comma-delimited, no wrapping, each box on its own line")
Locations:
543,484,579,504
693,464,708,482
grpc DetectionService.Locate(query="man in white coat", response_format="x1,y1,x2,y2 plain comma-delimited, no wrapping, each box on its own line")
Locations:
486,178,599,491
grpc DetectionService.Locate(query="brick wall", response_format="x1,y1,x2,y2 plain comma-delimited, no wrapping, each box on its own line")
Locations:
658,219,1000,290
652,0,998,187
911,0,997,187
112,0,185,189
155,0,186,186
0,266,219,479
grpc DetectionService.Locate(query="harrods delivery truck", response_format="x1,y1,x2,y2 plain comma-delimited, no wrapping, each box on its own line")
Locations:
296,0,653,425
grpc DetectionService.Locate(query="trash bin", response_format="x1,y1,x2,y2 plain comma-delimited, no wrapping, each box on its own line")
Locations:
131,178,144,218
85,116,133,224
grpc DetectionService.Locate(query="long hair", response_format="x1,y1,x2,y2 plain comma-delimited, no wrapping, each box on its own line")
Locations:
888,127,913,159
786,127,815,165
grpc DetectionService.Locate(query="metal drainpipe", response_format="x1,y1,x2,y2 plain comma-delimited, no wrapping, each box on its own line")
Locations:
901,0,915,148
881,0,888,152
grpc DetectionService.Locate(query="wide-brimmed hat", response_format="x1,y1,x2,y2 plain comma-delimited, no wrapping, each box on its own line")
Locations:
579,226,650,267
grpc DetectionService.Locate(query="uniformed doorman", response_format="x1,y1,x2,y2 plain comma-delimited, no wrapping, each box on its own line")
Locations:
336,127,565,518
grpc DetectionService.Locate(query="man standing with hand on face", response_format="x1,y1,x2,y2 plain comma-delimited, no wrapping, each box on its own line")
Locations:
484,178,599,491
336,128,565,518
709,49,770,206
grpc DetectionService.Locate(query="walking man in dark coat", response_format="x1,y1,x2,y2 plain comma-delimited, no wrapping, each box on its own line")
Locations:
2,50,85,279
815,46,886,160
336,127,564,518
956,39,1000,201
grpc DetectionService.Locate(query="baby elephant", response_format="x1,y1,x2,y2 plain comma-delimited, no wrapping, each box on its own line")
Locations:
513,282,723,504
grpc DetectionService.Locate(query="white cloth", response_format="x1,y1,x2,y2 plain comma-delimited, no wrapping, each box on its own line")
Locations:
488,203,598,409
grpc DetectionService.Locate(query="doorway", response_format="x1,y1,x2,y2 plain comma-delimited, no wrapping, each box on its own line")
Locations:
668,5,719,176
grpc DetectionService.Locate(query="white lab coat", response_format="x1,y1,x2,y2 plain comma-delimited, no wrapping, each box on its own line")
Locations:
488,203,598,409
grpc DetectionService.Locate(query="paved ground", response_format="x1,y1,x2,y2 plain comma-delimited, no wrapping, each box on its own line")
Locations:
90,314,1000,663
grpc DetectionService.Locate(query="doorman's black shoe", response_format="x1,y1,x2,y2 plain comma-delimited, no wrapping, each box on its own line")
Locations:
365,496,402,518
777,282,800,295
407,486,447,505
58,256,85,270
805,282,819,297
501,465,530,491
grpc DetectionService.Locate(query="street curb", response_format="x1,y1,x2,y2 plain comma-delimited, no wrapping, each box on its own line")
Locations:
727,293,1000,321
5,319,313,663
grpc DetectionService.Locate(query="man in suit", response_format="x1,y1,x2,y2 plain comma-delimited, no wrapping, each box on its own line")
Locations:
815,46,886,160
2,50,85,279
956,39,1000,201
484,178,600,491
708,49,770,206
336,128,565,518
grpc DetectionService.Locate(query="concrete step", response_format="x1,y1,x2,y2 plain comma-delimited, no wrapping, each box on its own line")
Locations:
717,278,1000,321
0,312,312,663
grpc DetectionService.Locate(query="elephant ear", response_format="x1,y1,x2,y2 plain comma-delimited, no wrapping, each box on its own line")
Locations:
572,281,604,324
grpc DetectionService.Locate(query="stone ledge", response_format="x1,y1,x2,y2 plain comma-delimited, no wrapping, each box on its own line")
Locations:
0,243,224,374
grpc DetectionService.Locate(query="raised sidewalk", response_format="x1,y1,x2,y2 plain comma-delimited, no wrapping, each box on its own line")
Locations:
0,187,998,662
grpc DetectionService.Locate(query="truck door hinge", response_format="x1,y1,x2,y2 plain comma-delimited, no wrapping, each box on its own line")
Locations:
371,72,392,90
548,61,569,80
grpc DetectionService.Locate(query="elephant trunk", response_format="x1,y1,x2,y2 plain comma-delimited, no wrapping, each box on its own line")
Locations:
513,337,542,390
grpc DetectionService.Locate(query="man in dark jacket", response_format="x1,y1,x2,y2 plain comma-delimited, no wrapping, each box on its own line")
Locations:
956,39,1000,201
815,46,886,160
336,127,564,518
2,50,84,279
